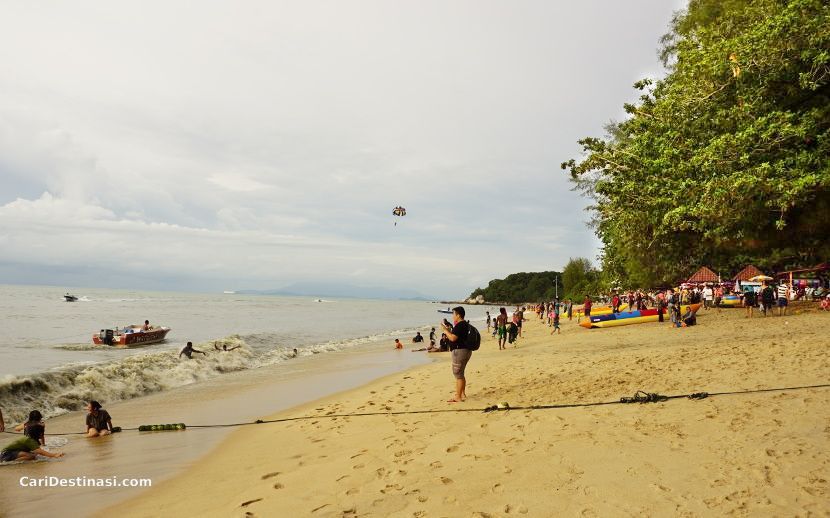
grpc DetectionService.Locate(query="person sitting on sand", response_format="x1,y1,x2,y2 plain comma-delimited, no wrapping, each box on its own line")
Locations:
394,339,403,350
180,341,207,359
14,410,46,446
86,401,114,438
438,333,450,352
412,332,424,344
681,307,697,327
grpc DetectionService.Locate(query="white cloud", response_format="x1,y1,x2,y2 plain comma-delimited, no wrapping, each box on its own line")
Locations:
0,0,677,297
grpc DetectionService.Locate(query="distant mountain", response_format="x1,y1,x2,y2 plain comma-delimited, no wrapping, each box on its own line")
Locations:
237,282,431,301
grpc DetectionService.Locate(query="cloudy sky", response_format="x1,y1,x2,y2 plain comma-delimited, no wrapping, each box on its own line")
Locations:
0,1,683,299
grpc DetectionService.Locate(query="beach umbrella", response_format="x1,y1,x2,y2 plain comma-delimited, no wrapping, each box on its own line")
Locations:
749,275,773,282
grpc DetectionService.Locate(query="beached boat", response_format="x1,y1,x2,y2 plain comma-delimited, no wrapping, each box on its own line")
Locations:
64,293,78,302
719,295,742,307
93,325,171,347
580,304,701,329
437,309,453,314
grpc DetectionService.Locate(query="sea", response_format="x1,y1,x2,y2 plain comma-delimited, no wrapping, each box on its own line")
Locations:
0,284,489,425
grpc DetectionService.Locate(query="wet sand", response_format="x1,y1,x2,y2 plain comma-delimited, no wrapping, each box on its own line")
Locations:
106,305,829,517
0,344,430,518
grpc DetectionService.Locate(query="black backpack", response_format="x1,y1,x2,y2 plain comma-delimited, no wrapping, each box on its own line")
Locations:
466,322,481,351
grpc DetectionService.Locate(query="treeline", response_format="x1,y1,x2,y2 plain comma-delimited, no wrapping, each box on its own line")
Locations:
562,0,830,288
468,258,601,303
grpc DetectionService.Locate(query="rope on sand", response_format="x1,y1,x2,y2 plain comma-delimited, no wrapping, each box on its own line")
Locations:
2,383,828,436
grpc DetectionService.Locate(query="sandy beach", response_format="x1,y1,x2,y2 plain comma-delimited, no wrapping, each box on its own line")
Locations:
102,305,829,517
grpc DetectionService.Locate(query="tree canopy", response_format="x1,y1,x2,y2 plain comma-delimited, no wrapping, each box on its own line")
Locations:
468,258,601,302
562,0,830,287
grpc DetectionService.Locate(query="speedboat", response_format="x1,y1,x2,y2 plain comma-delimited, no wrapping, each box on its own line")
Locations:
93,325,171,347
437,309,453,314
64,293,78,302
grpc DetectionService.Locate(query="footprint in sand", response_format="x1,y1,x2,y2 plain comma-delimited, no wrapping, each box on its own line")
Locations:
261,472,280,480
492,483,504,494
346,488,359,495
440,477,453,485
240,498,263,507
273,483,284,489
429,461,443,469
445,444,460,453
353,463,365,470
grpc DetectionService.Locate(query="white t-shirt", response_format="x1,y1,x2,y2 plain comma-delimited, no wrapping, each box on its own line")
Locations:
703,287,713,300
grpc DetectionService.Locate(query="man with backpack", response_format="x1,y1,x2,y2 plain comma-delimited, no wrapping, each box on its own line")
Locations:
441,306,479,403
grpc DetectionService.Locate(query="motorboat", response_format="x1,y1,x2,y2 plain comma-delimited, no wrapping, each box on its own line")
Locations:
93,325,171,347
437,309,453,314
64,293,78,302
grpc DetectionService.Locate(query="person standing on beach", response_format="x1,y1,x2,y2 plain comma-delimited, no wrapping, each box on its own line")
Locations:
761,284,775,316
441,306,471,403
486,311,491,332
429,327,437,347
567,299,573,321
777,282,790,316
86,401,114,438
550,300,561,335
583,296,592,317
743,288,757,318
496,307,508,349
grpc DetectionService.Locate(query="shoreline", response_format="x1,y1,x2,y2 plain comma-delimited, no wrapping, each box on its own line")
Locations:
105,307,829,517
0,341,433,518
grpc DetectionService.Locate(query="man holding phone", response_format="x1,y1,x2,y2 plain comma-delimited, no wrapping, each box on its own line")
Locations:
441,306,471,403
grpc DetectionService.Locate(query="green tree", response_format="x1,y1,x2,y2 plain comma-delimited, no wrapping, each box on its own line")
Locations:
563,0,830,286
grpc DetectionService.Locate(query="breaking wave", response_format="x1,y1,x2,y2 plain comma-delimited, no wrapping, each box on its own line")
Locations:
0,326,428,424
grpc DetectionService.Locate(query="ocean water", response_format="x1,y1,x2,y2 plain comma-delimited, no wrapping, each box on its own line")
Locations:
0,284,490,424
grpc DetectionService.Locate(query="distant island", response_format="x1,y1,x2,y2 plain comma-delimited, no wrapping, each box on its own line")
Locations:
236,281,431,301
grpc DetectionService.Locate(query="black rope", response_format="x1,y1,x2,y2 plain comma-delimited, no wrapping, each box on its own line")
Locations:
2,383,827,437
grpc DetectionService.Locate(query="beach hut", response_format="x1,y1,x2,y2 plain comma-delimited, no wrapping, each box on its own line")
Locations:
774,262,830,291
686,266,719,285
733,264,765,293
733,265,764,282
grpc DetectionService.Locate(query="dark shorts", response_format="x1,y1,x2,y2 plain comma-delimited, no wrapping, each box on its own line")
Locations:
1,450,22,462
584,309,591,316
778,297,788,307
451,348,472,379
517,320,522,328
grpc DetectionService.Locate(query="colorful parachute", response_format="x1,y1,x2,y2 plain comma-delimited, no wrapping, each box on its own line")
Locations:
392,206,406,226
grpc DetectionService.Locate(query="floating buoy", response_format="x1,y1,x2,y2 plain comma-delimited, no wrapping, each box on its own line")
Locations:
138,423,186,432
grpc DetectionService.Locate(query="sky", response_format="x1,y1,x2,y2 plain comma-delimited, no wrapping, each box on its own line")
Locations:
0,1,685,299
